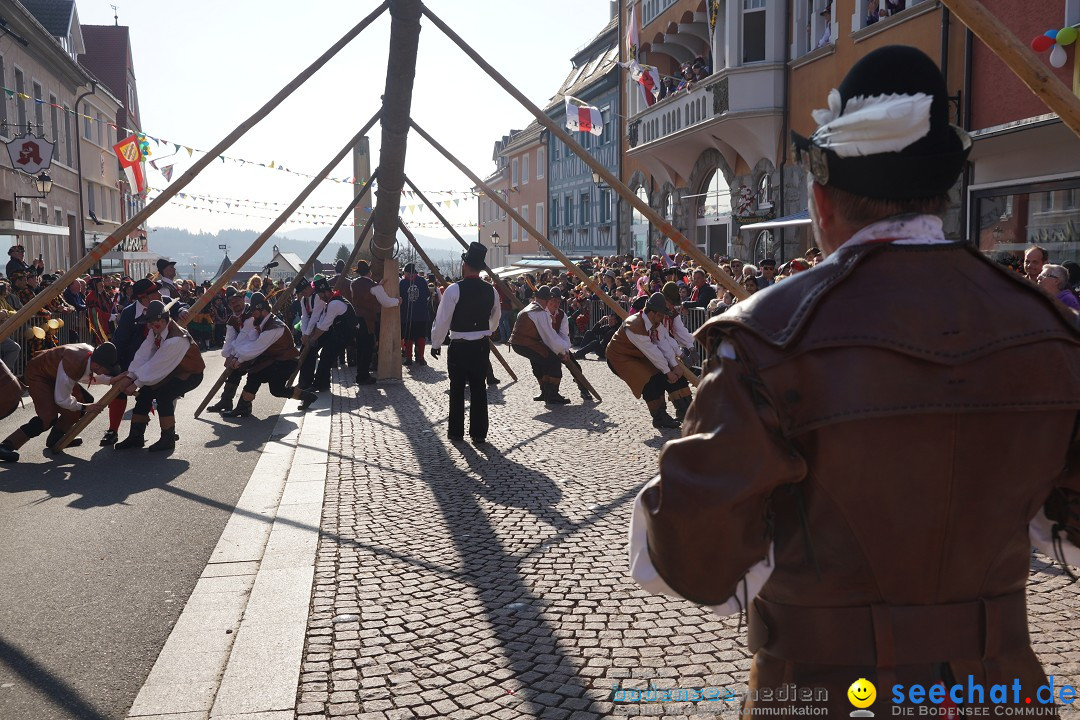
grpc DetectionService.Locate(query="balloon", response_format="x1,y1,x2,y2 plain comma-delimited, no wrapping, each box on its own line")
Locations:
1057,26,1078,46
1045,29,1058,39
1031,34,1055,52
1049,44,1068,68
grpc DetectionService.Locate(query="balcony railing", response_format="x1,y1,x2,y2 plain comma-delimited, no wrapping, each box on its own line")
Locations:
628,63,784,150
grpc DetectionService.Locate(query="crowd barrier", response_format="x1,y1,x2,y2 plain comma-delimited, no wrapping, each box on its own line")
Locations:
577,297,709,371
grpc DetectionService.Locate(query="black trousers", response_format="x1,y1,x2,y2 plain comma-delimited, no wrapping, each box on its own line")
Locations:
133,373,205,418
511,344,562,380
243,359,298,398
641,372,689,403
356,319,375,379
448,338,490,441
300,332,346,390
223,367,249,391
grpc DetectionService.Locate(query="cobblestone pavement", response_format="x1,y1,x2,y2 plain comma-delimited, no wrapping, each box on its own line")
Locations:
295,349,1080,720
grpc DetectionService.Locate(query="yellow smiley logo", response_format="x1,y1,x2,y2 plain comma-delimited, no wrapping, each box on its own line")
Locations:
848,678,877,709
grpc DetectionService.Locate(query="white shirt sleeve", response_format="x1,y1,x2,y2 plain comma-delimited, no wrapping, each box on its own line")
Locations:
627,317,675,373
53,360,87,412
222,324,238,357
316,298,348,332
129,336,191,388
302,297,321,335
670,315,695,350
232,324,286,363
371,284,399,308
489,286,501,333
430,283,459,349
629,480,775,617
532,309,570,355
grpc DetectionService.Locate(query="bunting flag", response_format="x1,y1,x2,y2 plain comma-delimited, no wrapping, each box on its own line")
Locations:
159,164,175,182
565,96,603,136
113,134,147,194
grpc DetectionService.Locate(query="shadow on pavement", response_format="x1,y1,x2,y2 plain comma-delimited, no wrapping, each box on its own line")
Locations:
0,455,191,510
0,635,110,720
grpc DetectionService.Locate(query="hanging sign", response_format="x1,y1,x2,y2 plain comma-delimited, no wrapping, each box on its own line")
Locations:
6,133,54,174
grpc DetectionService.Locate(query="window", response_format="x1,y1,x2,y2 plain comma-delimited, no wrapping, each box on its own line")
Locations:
33,82,43,133
511,158,519,187
537,148,545,179
522,153,529,185
758,173,773,209
564,194,572,226
536,202,545,237
599,191,611,223
83,104,92,139
1042,192,1055,214
521,205,529,241
97,113,104,146
512,211,519,242
580,192,590,225
87,182,96,214
0,56,6,131
743,0,767,63
63,106,72,166
662,193,673,221
14,68,26,130
551,199,559,229
601,108,612,145
48,94,58,143
973,180,1080,261
701,170,733,217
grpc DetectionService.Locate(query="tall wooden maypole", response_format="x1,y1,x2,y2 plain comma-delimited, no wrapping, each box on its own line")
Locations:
371,0,423,380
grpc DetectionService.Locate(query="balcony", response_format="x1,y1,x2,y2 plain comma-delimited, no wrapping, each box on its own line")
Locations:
627,63,785,183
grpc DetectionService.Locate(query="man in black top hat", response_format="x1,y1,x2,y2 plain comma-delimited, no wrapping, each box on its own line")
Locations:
430,242,501,444
156,257,179,299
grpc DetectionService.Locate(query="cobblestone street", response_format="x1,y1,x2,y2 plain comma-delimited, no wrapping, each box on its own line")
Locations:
295,350,1080,720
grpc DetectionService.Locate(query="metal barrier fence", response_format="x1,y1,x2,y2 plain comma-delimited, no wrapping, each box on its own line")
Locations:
6,311,91,377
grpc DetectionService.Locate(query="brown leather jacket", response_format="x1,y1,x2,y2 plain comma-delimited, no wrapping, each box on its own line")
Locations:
645,242,1080,715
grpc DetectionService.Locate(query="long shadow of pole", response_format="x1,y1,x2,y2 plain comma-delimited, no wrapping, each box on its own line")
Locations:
0,636,111,720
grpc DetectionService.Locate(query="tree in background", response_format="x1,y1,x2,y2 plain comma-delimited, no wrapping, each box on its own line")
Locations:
334,244,351,264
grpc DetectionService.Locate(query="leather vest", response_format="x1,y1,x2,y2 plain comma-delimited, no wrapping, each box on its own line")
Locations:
509,304,549,356
261,315,300,361
166,322,205,377
25,344,92,387
350,276,378,328
649,242,1080,613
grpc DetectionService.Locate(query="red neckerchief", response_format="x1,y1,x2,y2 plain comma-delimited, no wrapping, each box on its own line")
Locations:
690,286,700,302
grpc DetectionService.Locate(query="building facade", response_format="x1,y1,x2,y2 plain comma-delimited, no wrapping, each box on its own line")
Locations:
80,22,153,279
547,17,620,258
499,121,547,262
0,0,121,272
476,132,512,268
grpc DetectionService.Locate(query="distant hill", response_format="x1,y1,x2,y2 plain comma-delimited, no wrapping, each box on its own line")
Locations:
148,226,467,278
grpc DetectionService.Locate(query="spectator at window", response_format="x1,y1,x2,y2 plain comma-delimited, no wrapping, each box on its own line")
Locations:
816,4,832,48
867,0,881,25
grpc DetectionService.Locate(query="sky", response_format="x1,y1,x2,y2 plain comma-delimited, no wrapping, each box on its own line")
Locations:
74,0,615,243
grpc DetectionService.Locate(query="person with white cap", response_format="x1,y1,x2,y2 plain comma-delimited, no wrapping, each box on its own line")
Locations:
632,45,1079,716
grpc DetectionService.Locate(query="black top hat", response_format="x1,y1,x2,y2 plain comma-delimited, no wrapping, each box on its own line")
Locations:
791,45,971,199
225,286,243,299
137,298,178,325
156,258,177,273
249,291,270,311
90,342,121,376
7,244,24,255
462,241,488,269
311,275,332,293
402,263,417,275
132,278,162,298
535,285,552,302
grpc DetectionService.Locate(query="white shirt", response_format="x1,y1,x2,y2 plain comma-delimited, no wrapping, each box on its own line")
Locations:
371,283,399,308
53,345,111,411
129,326,191,388
627,313,678,373
222,316,256,358
159,277,178,299
299,295,317,335
527,304,570,355
313,295,348,332
430,281,500,349
668,314,694,350
230,314,286,363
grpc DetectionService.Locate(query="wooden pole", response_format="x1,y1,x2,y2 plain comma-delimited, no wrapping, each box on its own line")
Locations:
938,0,1080,139
402,175,523,311
410,120,699,386
56,115,381,449
195,211,378,418
376,257,401,381
397,220,517,382
420,6,746,301
0,1,389,345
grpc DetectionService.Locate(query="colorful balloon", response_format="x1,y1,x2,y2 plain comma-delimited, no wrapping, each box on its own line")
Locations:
1031,34,1055,52
1045,29,1059,39
1049,44,1068,68
1057,26,1078,46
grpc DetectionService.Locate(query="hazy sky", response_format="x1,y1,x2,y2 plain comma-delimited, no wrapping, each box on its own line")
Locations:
74,0,614,242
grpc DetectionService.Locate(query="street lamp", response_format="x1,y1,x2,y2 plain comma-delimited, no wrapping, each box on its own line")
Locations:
14,170,53,203
590,170,610,189
490,230,500,266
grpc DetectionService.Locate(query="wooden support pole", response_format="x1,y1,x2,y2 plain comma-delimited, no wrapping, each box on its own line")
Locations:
56,115,381,449
376,257,401,381
402,175,523,311
420,5,745,302
410,120,699,386
397,220,518,382
0,2,389,345
938,0,1080,139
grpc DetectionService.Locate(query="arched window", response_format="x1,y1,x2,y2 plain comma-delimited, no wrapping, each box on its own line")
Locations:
700,169,732,218
631,186,651,258
662,193,673,220
753,230,775,263
758,173,772,209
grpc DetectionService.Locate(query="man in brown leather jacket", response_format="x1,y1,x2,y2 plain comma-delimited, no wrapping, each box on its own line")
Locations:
631,46,1080,717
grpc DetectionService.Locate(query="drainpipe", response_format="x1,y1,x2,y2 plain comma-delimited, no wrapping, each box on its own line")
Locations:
776,0,792,261
616,0,624,256
961,27,975,242
74,81,98,270
940,7,950,84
